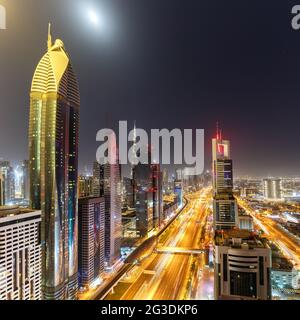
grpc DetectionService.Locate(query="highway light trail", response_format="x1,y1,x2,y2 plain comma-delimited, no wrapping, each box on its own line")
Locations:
104,188,214,300
237,197,300,270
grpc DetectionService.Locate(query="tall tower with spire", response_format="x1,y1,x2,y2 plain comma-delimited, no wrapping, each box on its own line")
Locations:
131,120,137,175
212,123,237,230
28,25,80,300
47,23,52,51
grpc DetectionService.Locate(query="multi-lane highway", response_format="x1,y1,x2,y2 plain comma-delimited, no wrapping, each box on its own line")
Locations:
105,188,213,300
237,197,300,269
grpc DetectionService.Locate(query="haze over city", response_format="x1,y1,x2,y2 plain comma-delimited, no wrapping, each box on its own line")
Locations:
1,0,300,176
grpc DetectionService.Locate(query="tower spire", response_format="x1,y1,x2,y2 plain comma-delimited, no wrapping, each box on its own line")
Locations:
216,121,223,140
133,120,137,143
132,120,137,158
131,121,137,179
47,23,52,51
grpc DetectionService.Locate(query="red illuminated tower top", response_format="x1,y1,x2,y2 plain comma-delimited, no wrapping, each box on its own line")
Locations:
212,122,230,160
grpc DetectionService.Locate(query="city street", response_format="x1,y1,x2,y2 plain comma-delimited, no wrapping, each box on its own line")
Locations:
105,188,214,300
238,198,300,269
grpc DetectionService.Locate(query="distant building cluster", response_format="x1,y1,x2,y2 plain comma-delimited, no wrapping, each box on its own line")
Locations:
0,160,29,206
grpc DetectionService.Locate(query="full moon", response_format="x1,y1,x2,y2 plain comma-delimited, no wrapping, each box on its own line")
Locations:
88,9,100,26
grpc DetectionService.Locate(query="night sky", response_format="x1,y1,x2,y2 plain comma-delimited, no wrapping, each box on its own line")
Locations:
0,0,300,177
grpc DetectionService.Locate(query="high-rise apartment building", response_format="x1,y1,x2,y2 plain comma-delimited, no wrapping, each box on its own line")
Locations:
0,206,42,300
28,25,80,299
78,197,105,289
214,230,272,300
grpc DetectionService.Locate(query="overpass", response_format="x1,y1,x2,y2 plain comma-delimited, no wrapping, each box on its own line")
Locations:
93,197,189,300
155,246,207,255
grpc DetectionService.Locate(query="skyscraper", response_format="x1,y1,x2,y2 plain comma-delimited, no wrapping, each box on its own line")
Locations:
21,160,30,201
0,161,15,204
152,164,163,229
134,162,154,237
0,173,4,206
134,151,163,237
28,25,80,300
212,128,238,230
212,126,271,300
92,161,104,197
103,162,122,267
14,166,23,200
78,197,105,289
78,175,93,198
0,206,42,300
123,177,135,208
174,179,183,208
263,178,282,200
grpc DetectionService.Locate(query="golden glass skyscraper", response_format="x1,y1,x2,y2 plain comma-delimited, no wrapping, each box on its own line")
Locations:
28,25,80,300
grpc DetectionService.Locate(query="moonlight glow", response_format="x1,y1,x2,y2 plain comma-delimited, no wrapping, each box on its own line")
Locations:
88,9,100,26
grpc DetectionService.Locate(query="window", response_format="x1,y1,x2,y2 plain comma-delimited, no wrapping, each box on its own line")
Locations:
230,271,257,298
259,256,264,286
223,254,228,281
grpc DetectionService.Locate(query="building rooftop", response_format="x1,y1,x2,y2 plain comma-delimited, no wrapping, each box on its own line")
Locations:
78,196,104,201
122,209,136,218
270,243,294,271
215,228,268,249
0,206,39,219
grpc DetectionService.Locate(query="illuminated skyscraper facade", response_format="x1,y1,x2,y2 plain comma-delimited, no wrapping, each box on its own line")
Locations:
123,177,135,208
78,197,105,288
212,130,237,230
0,173,4,206
152,164,163,229
92,161,104,197
134,161,163,237
263,178,282,200
103,162,122,267
0,161,15,204
174,179,183,208
0,206,42,300
78,175,93,198
22,160,30,201
135,163,154,237
28,26,80,300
